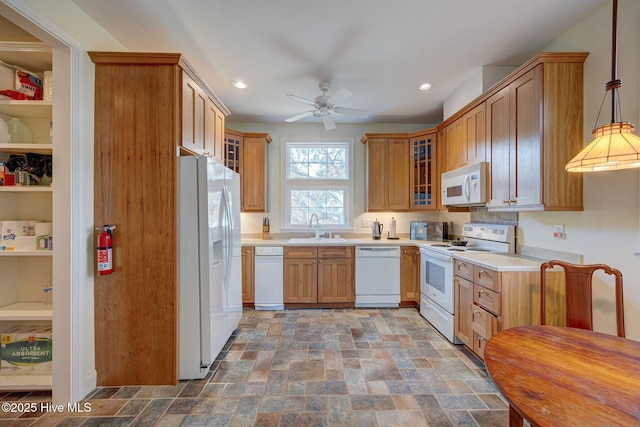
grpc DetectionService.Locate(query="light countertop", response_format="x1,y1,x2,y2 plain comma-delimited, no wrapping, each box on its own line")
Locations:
242,237,546,271
241,237,420,247
452,252,543,272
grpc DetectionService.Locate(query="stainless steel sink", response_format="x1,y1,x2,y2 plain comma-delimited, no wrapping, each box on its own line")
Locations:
287,237,347,244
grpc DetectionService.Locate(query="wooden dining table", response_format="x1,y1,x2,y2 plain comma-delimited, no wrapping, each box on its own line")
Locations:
484,325,640,427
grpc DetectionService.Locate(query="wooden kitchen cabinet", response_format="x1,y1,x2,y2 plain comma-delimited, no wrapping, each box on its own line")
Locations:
242,133,271,212
241,246,254,306
453,259,540,360
400,246,420,305
409,130,437,211
442,103,485,173
224,130,271,212
486,53,586,211
284,246,318,304
182,71,227,160
90,52,229,386
436,127,447,211
284,246,354,306
362,135,410,211
454,275,474,348
445,118,464,172
463,103,486,167
317,246,354,303
224,129,243,173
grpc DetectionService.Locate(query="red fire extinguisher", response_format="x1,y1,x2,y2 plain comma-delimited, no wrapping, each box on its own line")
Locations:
96,225,116,275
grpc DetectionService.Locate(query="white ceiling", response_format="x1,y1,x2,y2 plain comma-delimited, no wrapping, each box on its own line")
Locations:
73,0,607,126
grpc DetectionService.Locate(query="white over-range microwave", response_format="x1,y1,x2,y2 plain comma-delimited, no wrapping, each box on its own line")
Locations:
441,162,487,206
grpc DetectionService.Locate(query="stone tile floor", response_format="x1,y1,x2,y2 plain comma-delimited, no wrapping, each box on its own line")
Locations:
0,308,509,426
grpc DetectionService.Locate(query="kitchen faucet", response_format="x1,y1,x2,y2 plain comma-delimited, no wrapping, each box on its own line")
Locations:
309,213,321,239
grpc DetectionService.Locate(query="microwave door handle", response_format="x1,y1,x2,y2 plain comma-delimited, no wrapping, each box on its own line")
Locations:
464,175,471,200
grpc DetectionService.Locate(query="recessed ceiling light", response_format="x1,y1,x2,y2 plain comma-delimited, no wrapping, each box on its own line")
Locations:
232,80,247,89
419,83,432,91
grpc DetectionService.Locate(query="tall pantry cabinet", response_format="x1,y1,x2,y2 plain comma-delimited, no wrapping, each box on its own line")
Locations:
89,52,229,385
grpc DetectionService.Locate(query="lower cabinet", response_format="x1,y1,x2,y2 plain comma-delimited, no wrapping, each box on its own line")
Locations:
400,246,420,305
454,259,540,360
284,246,354,306
241,246,254,306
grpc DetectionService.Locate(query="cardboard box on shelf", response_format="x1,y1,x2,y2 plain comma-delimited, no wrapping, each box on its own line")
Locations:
14,236,37,251
1,326,52,375
1,221,35,250
0,163,14,186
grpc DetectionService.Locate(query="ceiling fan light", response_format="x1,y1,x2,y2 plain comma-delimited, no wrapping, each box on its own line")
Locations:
565,122,640,172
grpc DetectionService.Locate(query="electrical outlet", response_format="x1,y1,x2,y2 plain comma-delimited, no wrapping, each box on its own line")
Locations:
361,219,371,228
553,224,565,239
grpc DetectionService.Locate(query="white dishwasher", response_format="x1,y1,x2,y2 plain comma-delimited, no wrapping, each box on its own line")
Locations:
254,246,284,310
355,246,401,308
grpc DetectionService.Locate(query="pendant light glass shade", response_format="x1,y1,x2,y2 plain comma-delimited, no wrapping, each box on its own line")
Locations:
566,122,640,172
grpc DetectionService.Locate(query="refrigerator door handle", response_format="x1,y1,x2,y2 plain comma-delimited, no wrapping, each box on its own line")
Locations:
221,184,233,290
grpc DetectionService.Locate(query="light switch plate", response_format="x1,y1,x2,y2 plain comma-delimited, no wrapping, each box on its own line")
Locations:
361,219,371,228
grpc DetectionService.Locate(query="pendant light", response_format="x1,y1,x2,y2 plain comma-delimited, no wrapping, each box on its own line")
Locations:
565,0,640,172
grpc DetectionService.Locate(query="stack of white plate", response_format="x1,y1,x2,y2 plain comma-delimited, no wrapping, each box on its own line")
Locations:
0,118,9,144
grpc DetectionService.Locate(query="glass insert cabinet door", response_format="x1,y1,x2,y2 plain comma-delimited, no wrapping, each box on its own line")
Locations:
410,132,437,210
224,132,242,173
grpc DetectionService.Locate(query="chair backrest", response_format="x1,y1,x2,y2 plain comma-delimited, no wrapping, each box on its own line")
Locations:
540,260,625,337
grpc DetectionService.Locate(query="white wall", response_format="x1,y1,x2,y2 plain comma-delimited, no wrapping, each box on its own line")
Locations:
443,66,515,120
228,122,441,237
521,0,640,340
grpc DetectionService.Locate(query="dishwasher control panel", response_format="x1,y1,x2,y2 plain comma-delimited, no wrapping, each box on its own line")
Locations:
355,246,401,257
254,246,284,256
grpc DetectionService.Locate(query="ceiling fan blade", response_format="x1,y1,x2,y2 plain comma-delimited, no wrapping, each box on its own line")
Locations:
327,88,351,104
321,113,336,130
285,111,314,122
333,106,369,118
286,94,316,106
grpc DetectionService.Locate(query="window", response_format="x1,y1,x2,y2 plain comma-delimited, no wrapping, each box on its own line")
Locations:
282,139,354,230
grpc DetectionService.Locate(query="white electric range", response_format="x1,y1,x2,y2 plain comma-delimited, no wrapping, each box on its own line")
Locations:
419,223,515,343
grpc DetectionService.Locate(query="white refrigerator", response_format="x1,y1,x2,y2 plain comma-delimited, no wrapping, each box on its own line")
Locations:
178,155,242,380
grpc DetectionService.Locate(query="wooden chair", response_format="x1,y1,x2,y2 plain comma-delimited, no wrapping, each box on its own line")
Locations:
540,260,625,337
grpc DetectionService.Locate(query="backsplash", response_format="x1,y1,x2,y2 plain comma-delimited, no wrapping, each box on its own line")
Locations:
470,207,518,225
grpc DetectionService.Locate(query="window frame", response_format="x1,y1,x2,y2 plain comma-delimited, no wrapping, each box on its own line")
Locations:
281,137,355,231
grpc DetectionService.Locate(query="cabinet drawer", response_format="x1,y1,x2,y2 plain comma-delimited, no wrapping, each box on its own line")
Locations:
454,259,473,281
474,265,501,292
473,284,501,316
284,246,318,259
473,331,490,360
318,246,353,259
471,304,495,339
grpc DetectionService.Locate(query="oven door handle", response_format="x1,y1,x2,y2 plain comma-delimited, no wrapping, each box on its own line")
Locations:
420,249,453,263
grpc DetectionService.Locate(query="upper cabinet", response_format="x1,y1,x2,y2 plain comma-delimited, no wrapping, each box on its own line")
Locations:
409,130,437,211
438,52,587,212
181,69,227,161
441,103,486,173
485,53,586,211
224,130,271,212
361,135,410,212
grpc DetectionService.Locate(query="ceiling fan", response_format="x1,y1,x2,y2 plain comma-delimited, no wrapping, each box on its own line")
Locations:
285,82,369,130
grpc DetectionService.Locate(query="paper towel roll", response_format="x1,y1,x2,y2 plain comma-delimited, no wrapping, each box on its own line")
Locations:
389,217,397,238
